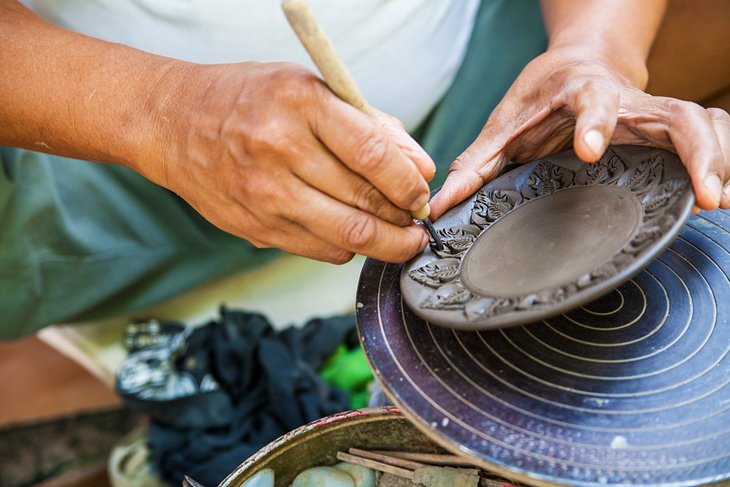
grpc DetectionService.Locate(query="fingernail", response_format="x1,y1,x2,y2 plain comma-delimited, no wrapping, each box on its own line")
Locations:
704,174,723,207
584,130,605,159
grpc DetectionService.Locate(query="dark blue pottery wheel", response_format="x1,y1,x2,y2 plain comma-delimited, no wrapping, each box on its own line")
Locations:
357,209,730,487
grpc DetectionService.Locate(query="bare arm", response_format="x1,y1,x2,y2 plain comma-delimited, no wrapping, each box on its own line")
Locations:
0,0,435,263
0,0,176,181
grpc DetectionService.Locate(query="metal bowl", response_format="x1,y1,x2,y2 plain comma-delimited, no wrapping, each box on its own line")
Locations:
219,407,443,487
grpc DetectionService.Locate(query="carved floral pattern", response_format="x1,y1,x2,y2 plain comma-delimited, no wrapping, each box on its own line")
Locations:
433,225,481,257
409,258,461,288
412,148,690,322
472,190,523,226
618,155,663,195
574,153,625,186
522,161,575,199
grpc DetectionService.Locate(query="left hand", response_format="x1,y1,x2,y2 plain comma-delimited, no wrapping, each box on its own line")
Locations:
430,46,730,218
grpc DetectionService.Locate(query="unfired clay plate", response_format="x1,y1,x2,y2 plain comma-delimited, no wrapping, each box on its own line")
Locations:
400,145,694,330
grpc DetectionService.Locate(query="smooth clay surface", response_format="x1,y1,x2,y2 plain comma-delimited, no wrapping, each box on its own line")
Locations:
461,185,642,297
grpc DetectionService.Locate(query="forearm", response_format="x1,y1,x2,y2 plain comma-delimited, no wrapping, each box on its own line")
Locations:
541,0,667,88
0,0,188,180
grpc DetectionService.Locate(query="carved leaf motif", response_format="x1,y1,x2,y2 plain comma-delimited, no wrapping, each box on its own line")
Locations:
472,190,522,226
619,155,663,195
420,283,473,310
408,258,461,288
586,164,609,185
434,224,481,256
447,237,474,252
642,179,689,217
488,200,512,218
437,224,481,239
523,162,575,199
574,153,626,186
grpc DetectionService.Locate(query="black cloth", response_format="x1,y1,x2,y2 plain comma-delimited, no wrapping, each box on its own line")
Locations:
116,308,356,486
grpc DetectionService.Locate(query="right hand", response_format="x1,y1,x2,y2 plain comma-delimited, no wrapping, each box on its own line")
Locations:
140,62,435,264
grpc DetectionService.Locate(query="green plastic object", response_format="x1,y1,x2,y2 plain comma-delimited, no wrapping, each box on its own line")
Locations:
320,346,374,409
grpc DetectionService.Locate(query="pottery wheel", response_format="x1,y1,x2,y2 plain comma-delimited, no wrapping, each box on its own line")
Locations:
357,210,730,487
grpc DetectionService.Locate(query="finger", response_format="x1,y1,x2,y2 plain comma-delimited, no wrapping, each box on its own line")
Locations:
312,97,430,213
228,208,355,264
293,185,429,263
290,143,412,226
429,134,510,220
564,78,619,163
372,109,436,181
707,107,730,208
276,223,355,265
666,100,725,210
429,167,489,221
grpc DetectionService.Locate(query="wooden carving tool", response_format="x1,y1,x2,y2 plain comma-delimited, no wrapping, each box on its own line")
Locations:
281,0,444,250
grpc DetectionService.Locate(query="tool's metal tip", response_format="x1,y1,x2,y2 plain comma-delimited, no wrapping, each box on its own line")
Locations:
423,218,444,251
183,476,205,487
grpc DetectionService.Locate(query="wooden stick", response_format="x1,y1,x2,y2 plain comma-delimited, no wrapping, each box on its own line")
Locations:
371,450,478,467
282,0,374,117
336,451,414,479
348,448,425,470
281,0,431,222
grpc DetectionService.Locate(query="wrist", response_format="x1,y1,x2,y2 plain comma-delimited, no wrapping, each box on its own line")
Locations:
546,40,649,90
124,58,198,186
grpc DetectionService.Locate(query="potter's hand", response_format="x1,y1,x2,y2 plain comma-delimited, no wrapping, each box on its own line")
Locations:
151,62,435,264
0,1,434,265
430,48,730,219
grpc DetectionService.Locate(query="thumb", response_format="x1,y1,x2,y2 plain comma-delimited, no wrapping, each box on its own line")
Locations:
429,86,546,220
429,139,508,220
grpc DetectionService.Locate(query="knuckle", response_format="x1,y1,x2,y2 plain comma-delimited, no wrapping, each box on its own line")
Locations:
577,78,597,92
353,130,390,173
707,107,730,123
246,122,284,154
325,250,355,265
268,63,324,109
340,212,377,250
668,99,703,117
568,77,598,99
353,180,383,212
